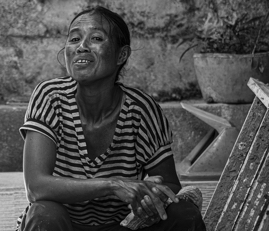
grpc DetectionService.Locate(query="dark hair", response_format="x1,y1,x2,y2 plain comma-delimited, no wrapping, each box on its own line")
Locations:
68,6,131,81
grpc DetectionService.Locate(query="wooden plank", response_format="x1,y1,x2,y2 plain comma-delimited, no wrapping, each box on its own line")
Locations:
258,200,269,231
204,97,267,230
248,77,269,109
214,109,269,230
234,149,269,230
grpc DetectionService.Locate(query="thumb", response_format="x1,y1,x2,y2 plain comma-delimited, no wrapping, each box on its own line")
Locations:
145,175,163,184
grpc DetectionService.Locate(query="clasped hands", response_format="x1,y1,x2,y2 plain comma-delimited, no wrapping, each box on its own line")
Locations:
114,176,179,222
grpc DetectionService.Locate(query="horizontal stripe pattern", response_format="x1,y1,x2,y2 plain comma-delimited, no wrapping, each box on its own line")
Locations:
18,76,173,226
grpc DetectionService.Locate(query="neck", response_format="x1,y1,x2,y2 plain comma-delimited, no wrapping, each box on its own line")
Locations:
76,83,122,124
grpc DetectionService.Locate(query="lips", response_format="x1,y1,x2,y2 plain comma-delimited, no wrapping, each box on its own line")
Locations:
73,56,94,64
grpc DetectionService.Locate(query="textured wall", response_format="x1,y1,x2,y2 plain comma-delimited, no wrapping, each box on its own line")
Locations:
0,0,202,103
0,0,268,103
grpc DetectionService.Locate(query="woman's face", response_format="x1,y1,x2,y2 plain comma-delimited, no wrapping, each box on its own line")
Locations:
64,13,121,85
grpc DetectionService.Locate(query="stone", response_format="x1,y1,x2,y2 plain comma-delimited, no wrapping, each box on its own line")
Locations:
0,105,26,171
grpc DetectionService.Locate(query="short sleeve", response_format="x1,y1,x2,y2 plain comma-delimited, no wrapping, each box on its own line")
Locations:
135,100,173,170
19,82,60,144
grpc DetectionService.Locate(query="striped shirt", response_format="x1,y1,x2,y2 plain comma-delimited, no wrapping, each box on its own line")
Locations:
18,76,174,226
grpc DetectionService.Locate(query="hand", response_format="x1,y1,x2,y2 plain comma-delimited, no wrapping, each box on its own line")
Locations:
145,176,172,203
139,176,173,218
113,178,178,220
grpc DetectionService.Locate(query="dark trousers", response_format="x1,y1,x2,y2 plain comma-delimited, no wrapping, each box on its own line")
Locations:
19,200,206,231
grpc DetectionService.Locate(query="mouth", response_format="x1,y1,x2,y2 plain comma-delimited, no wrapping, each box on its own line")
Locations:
74,59,93,64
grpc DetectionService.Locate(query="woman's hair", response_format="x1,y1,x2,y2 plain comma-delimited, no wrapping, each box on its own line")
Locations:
67,6,131,81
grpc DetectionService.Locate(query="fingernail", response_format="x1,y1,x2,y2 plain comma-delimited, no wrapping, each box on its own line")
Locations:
163,215,167,220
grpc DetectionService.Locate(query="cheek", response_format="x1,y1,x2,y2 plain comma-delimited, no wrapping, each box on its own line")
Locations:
97,44,117,63
64,47,73,71
64,47,72,62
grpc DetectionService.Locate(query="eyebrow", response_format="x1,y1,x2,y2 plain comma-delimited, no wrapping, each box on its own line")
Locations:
69,26,108,35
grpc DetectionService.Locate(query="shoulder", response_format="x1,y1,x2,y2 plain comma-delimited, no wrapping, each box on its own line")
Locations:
34,76,76,96
26,76,76,115
119,83,162,116
30,76,76,102
119,83,171,137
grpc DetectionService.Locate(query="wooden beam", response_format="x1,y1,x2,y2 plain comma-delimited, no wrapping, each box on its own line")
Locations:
234,150,269,230
204,78,269,230
204,97,267,230
248,77,269,108
215,110,269,229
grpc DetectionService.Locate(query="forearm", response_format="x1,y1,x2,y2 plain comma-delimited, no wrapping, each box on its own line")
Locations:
26,175,116,204
147,156,182,195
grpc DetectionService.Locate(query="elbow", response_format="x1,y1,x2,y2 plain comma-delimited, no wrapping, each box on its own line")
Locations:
26,182,46,203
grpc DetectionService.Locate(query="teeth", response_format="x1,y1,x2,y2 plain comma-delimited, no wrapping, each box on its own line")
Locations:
76,59,90,63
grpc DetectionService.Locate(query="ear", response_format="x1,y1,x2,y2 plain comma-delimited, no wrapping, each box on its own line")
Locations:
117,45,131,65
57,48,66,67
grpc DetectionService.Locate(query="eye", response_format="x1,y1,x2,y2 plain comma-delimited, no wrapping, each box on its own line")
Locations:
91,36,103,42
70,37,80,42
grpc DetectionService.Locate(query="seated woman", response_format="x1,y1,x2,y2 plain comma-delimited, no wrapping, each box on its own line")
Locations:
16,6,206,231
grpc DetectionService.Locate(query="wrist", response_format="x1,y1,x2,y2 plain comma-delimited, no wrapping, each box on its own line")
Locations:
108,178,123,195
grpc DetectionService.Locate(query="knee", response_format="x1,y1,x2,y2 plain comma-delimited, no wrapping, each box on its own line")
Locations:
166,200,206,230
23,201,72,231
29,201,69,220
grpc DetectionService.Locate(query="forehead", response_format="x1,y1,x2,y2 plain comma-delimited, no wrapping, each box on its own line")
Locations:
69,13,111,34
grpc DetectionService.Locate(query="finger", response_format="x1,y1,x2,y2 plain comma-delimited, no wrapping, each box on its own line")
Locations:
151,187,168,203
130,201,140,216
131,200,148,219
149,194,167,220
153,176,163,184
141,195,156,217
145,176,163,184
155,185,179,203
144,189,167,220
136,206,148,219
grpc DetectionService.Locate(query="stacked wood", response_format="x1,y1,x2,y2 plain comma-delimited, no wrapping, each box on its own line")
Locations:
204,78,269,231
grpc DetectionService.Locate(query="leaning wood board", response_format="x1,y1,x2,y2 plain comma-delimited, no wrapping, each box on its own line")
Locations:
204,78,269,231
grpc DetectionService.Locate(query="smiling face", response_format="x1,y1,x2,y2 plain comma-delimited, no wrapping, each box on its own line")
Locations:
64,13,121,85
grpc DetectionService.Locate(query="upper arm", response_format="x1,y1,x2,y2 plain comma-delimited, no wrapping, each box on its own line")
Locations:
20,83,60,188
23,130,56,196
136,98,178,184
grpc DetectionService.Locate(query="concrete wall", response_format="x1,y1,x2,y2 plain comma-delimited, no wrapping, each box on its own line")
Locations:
1,0,268,103
0,0,198,103
0,102,250,172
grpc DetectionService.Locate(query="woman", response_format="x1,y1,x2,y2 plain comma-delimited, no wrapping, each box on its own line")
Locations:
16,6,206,231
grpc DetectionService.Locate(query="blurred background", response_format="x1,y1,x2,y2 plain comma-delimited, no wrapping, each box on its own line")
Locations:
0,0,267,104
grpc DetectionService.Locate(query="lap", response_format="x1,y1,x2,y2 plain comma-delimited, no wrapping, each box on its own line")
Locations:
19,201,73,231
18,199,205,231
145,199,206,231
73,199,206,231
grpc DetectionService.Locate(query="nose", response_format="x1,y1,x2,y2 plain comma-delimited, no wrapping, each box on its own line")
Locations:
77,40,90,53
